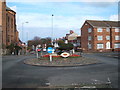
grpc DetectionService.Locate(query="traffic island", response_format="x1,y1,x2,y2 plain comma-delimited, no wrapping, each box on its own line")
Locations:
24,56,101,67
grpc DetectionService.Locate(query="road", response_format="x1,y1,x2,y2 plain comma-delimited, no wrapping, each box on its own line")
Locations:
2,52,119,89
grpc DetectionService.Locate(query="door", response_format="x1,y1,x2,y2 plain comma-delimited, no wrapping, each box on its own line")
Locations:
106,42,110,49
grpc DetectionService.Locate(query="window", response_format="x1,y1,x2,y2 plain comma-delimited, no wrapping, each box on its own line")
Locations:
115,28,120,32
88,28,92,33
97,36,103,40
88,36,92,40
88,44,92,49
115,36,120,40
106,36,110,40
97,43,104,49
97,28,102,32
11,18,13,29
114,43,120,48
106,28,110,32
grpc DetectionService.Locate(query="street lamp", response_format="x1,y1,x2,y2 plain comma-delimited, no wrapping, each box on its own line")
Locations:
22,21,29,42
21,22,29,55
51,14,54,45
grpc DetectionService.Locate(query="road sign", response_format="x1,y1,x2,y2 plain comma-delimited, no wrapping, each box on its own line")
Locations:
37,48,41,52
47,47,53,53
36,47,42,59
36,44,41,52
61,52,70,58
47,47,53,62
37,47,41,52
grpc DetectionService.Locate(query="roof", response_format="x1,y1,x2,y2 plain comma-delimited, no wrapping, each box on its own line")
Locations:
6,6,16,13
68,33,78,40
104,21,119,27
86,20,119,27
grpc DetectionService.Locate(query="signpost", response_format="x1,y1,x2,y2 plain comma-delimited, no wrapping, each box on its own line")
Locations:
36,45,41,59
47,47,53,62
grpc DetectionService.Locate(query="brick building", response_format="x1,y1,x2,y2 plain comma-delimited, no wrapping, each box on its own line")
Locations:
0,0,19,48
6,6,19,45
81,20,120,52
65,30,81,51
0,0,6,47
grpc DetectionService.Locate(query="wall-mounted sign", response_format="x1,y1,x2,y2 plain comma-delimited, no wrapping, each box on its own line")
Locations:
61,52,70,58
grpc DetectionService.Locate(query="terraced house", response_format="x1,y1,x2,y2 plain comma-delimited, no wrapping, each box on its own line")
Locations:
81,20,120,52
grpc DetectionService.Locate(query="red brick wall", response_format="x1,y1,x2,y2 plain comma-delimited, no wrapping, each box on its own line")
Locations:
81,21,94,52
2,1,6,46
111,28,120,51
6,9,17,46
94,28,111,52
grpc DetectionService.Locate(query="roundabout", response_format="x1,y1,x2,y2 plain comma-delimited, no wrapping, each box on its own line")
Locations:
24,55,101,67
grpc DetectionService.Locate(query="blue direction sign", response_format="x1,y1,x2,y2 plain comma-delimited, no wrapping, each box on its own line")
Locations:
47,47,53,53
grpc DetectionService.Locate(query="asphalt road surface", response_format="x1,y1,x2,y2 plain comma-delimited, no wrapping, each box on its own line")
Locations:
2,52,119,89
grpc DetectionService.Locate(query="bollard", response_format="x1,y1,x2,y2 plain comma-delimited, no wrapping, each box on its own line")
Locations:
50,54,52,62
36,52,39,58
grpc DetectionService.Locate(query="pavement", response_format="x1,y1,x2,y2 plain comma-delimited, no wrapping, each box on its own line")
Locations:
24,55,101,67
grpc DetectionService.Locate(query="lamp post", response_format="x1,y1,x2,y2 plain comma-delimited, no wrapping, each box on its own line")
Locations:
51,14,54,45
21,22,28,55
22,22,29,42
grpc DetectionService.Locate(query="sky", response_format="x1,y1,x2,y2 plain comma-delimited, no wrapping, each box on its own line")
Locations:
6,0,119,43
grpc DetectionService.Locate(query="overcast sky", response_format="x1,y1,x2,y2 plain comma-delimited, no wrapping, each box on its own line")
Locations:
6,0,119,43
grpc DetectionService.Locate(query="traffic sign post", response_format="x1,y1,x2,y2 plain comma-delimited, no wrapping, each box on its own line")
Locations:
50,55,52,62
36,45,42,59
47,47,53,62
37,48,41,59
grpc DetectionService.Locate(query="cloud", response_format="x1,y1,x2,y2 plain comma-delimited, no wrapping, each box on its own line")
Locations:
84,2,118,8
17,12,107,41
19,14,118,42
7,1,118,42
109,14,119,21
15,2,112,29
17,12,106,29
